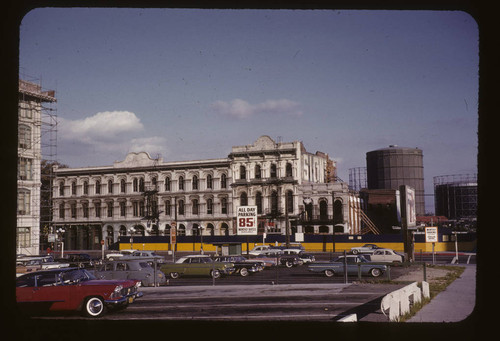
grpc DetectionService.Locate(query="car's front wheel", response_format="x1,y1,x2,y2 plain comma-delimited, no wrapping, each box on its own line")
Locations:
211,270,221,279
352,249,359,255
324,269,335,277
83,297,106,318
240,268,249,277
370,268,382,277
169,272,180,279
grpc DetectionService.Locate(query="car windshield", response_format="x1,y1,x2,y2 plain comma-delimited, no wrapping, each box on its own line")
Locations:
61,269,96,282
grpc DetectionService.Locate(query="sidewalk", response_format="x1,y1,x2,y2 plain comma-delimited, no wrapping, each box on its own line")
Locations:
408,264,476,322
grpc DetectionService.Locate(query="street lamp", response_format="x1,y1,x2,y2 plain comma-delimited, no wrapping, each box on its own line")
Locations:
199,225,204,255
56,227,66,258
128,227,136,249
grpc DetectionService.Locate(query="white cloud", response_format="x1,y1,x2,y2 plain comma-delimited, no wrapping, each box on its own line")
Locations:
211,98,302,119
129,136,169,158
59,111,144,143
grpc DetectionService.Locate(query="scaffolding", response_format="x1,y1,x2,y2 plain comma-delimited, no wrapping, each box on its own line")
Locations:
18,74,58,254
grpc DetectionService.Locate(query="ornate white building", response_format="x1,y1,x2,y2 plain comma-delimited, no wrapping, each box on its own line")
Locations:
52,136,361,250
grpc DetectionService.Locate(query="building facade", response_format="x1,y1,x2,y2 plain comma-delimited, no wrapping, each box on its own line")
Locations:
52,136,361,250
18,79,56,254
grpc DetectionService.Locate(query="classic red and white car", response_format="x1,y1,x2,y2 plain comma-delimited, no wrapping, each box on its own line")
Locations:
16,267,143,317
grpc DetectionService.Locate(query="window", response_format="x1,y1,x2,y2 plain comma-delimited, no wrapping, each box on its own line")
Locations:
59,181,65,196
286,163,293,177
139,178,145,192
165,200,171,215
192,199,199,215
192,175,198,190
59,203,65,218
95,202,101,218
165,177,171,191
240,165,246,180
207,199,213,214
108,180,113,194
178,176,184,191
221,173,227,188
95,180,101,194
256,192,262,214
133,178,138,192
18,125,31,149
120,179,126,193
178,200,184,215
72,182,77,195
83,202,89,218
240,192,248,206
270,164,277,178
255,165,261,179
271,191,278,214
71,203,77,218
17,189,30,215
107,202,113,217
139,201,145,216
221,198,227,214
206,174,212,189
19,101,33,119
17,227,31,248
18,158,32,180
83,181,89,195
120,201,126,217
133,202,139,216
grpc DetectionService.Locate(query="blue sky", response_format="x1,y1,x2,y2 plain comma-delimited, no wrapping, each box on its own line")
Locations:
19,8,479,213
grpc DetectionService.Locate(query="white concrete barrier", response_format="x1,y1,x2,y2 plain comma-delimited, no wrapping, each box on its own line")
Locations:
381,281,428,321
338,313,357,322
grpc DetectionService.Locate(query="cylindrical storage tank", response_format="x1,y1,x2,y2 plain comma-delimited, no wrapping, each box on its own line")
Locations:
366,145,425,215
434,174,477,220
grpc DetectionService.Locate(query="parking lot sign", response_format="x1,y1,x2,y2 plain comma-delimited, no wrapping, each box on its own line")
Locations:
425,227,438,243
237,206,258,235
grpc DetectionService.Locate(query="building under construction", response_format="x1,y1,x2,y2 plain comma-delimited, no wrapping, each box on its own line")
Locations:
18,77,57,255
434,174,477,223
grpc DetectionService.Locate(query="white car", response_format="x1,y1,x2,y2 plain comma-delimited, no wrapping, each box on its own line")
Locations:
367,249,403,263
350,244,382,254
248,245,272,256
105,249,137,260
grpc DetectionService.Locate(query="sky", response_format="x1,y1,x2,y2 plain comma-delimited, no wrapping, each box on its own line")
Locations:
19,8,479,214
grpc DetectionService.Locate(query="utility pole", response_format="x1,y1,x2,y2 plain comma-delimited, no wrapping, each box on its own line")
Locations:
331,190,336,253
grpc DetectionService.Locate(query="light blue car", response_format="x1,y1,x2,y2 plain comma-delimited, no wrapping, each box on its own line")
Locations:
308,255,387,277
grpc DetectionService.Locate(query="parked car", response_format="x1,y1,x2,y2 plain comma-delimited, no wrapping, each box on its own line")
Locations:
160,255,235,279
91,260,167,287
55,253,98,268
272,242,305,251
247,255,278,269
259,250,303,267
16,255,70,270
213,256,263,276
308,255,387,277
119,250,166,264
364,249,403,263
350,244,382,254
282,249,316,263
16,267,143,317
105,249,136,260
248,245,272,256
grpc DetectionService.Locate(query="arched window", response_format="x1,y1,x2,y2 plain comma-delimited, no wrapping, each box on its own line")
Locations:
178,199,185,215
256,192,263,214
95,180,101,194
270,164,277,178
255,165,261,179
83,181,89,195
133,178,138,192
108,180,113,194
286,163,293,177
319,199,328,220
240,192,248,206
271,191,278,214
71,181,77,195
165,177,171,191
206,174,213,189
120,179,126,193
240,165,246,180
207,198,213,214
178,176,184,191
221,174,227,188
192,199,199,215
59,181,65,196
221,198,228,214
165,200,171,215
139,178,145,192
192,175,198,190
